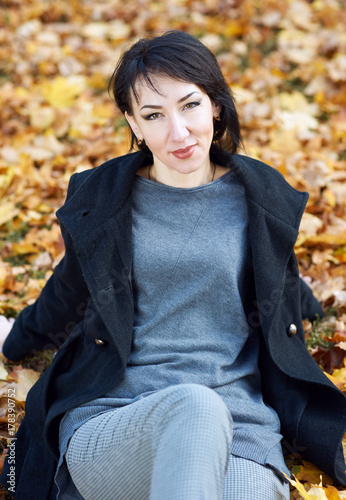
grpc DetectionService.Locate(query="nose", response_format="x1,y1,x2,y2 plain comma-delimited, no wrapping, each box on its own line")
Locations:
169,114,189,143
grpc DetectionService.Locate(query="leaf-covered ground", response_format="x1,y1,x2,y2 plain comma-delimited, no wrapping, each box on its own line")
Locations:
0,0,345,498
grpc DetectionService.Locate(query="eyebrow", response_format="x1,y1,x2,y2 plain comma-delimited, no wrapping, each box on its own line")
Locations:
139,91,199,111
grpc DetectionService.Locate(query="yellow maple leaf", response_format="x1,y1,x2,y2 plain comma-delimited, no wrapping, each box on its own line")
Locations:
40,76,84,109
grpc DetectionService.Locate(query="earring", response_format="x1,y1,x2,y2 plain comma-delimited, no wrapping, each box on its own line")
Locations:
137,137,144,146
214,115,221,121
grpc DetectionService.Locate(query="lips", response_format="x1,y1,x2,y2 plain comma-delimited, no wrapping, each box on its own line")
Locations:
171,144,196,159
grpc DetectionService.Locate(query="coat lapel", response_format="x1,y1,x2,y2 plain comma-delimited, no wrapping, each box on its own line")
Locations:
246,197,300,337
225,154,309,342
56,152,151,352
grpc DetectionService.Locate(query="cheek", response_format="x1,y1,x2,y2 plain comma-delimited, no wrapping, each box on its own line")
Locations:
142,125,166,148
197,118,215,141
144,128,165,151
191,109,214,135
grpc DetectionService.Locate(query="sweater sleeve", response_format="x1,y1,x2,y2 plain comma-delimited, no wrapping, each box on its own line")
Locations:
2,174,89,361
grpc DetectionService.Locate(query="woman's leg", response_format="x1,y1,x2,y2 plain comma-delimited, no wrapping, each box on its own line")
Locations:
66,384,233,500
222,455,290,500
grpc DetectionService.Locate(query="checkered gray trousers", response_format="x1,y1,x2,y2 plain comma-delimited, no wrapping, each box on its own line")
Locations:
66,384,289,499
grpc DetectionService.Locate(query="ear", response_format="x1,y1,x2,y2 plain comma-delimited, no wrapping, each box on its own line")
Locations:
212,102,221,119
125,111,141,139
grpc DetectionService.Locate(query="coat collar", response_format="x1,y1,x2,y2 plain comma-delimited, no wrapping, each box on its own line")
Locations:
57,151,151,242
211,149,308,231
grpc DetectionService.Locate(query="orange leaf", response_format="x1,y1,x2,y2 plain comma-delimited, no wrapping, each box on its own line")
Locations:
331,332,346,344
325,485,343,499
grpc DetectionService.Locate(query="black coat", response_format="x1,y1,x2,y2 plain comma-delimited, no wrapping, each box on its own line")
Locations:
1,149,346,499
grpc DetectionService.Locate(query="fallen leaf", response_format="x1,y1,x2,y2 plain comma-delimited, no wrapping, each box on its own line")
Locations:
7,368,40,405
39,76,86,109
0,201,20,227
286,475,323,500
269,129,301,154
297,461,333,485
0,362,8,381
299,213,324,237
325,485,345,500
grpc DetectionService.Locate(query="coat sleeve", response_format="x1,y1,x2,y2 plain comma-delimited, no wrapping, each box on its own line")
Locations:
2,174,89,361
300,278,324,321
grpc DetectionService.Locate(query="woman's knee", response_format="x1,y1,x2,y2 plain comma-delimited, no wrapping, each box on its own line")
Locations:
156,383,233,431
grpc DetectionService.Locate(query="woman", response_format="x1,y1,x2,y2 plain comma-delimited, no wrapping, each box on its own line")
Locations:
1,31,346,500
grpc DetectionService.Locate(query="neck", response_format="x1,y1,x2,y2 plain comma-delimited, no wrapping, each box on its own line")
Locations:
148,161,216,188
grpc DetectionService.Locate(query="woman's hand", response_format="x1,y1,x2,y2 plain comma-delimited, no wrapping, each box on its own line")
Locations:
0,316,15,352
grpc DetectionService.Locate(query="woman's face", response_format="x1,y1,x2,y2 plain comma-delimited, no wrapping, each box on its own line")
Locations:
125,74,220,184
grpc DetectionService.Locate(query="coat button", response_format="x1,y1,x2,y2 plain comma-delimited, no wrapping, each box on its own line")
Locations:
94,338,105,346
288,324,297,336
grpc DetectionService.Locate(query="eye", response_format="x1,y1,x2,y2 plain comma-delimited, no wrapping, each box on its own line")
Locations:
183,101,201,110
144,112,162,121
